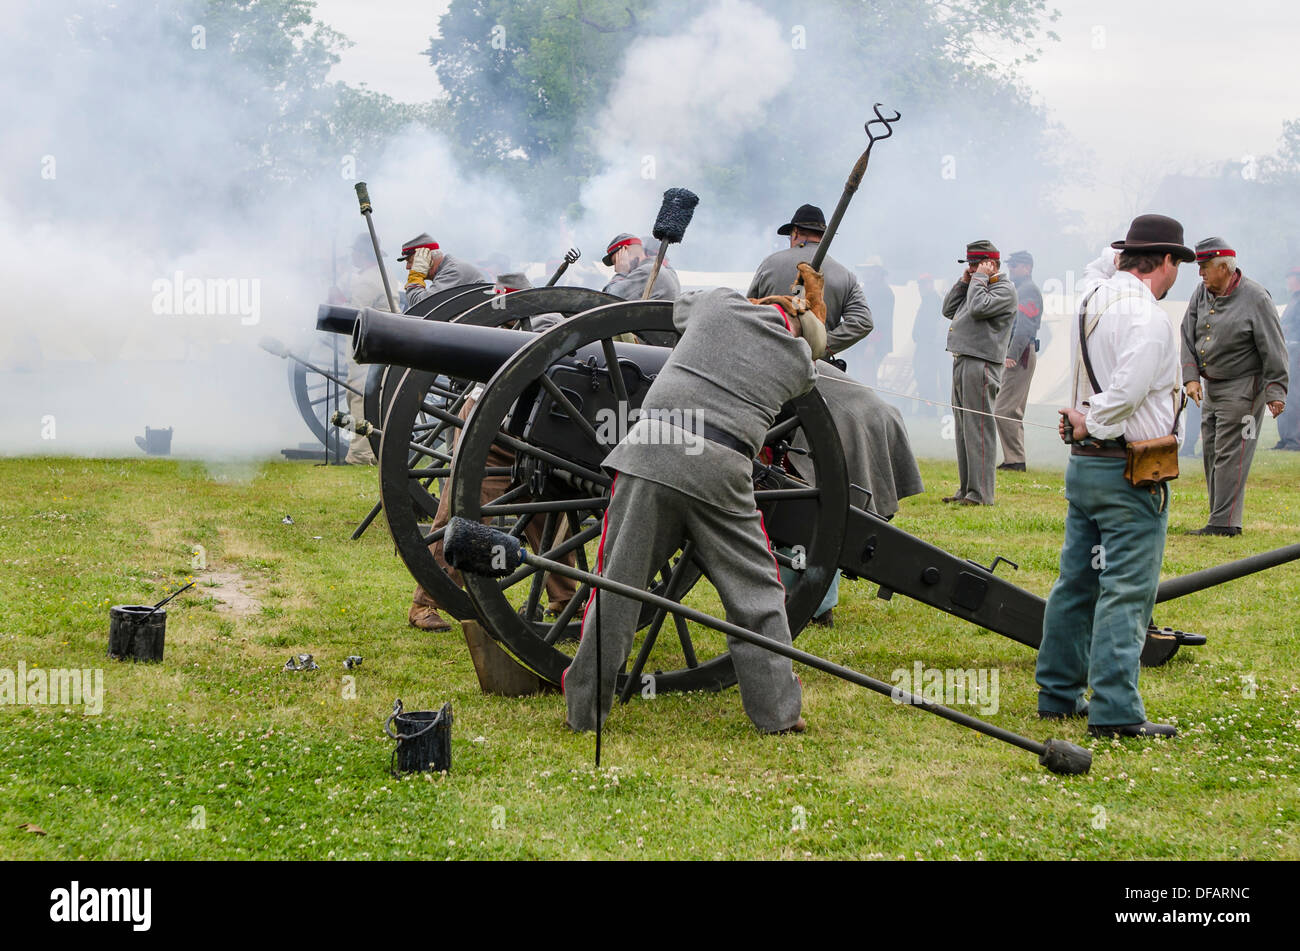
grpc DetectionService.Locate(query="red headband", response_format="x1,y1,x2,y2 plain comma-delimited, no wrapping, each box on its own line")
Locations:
402,241,440,255
607,237,642,256
1196,248,1234,262
967,251,1000,261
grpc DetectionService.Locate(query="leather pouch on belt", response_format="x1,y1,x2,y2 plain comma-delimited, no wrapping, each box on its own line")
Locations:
1124,435,1179,487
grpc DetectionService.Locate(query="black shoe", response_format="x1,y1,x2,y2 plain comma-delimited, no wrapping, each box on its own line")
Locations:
997,462,1026,472
1087,720,1176,739
1186,525,1241,536
810,609,833,628
941,494,965,503
1038,703,1089,720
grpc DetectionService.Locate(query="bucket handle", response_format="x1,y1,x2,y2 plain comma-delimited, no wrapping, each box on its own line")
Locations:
384,698,446,741
385,698,450,778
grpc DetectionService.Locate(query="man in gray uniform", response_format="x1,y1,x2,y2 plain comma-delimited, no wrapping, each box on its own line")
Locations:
601,233,681,301
1274,264,1300,450
400,232,488,308
1181,238,1289,536
942,240,1018,505
747,204,873,358
994,250,1043,472
564,265,829,735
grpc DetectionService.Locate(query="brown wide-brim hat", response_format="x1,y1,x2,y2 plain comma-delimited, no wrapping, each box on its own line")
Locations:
777,203,827,236
1110,214,1195,263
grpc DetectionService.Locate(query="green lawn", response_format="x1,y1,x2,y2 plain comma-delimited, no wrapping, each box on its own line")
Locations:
1,451,1297,860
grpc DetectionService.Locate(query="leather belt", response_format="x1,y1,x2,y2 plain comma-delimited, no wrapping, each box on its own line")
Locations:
1071,445,1126,459
698,422,752,458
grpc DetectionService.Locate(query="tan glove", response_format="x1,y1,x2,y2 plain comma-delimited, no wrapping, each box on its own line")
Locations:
748,295,826,360
408,247,435,283
750,294,808,318
793,262,827,324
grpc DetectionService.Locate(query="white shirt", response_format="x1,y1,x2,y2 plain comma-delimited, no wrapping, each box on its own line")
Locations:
1071,249,1184,444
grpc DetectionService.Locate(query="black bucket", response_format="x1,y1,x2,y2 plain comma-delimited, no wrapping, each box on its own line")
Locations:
384,699,452,775
108,605,166,662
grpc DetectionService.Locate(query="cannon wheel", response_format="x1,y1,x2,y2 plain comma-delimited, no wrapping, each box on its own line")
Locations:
288,335,347,456
452,300,848,695
377,286,623,618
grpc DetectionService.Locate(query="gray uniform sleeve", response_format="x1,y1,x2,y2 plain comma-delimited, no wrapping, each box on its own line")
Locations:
1007,287,1042,360
1254,295,1290,402
826,279,873,353
1180,296,1200,385
405,279,430,307
942,280,967,319
966,274,1015,319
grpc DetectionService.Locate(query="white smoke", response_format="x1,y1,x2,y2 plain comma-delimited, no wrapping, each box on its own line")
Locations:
579,0,795,267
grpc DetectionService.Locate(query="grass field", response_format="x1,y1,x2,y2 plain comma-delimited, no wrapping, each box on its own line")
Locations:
1,448,1298,860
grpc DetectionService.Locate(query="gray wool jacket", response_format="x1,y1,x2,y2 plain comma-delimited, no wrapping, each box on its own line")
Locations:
603,288,818,514
1180,271,1289,402
404,254,488,307
747,245,873,354
603,258,681,301
1007,276,1044,362
942,272,1019,363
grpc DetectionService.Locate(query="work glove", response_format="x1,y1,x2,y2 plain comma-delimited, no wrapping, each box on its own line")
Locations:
792,262,827,324
749,294,827,361
408,247,435,283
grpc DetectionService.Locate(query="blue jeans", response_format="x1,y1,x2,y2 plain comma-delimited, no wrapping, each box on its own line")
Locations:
779,557,839,617
1035,456,1169,726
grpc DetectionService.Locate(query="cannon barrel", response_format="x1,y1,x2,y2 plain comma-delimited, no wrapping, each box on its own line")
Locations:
350,307,537,383
316,304,361,336
1156,542,1300,603
318,303,672,383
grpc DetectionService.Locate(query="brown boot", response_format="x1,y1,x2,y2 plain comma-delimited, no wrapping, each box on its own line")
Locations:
408,603,453,632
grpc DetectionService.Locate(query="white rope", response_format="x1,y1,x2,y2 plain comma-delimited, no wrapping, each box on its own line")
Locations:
830,377,1064,432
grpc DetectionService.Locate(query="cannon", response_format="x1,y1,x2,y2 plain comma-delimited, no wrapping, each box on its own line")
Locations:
320,288,1300,700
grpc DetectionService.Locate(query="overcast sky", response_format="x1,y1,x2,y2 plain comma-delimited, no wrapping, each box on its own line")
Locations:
314,0,1300,233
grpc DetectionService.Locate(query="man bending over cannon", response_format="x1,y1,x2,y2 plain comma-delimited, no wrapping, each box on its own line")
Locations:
563,264,829,734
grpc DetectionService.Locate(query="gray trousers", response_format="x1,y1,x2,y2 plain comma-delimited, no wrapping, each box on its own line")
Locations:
1201,375,1266,529
952,355,1002,504
563,473,802,733
994,347,1036,465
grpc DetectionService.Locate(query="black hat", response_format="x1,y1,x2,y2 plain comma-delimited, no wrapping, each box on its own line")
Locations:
958,239,1000,264
602,233,642,266
1193,237,1236,264
398,232,439,261
1008,250,1033,268
1110,214,1195,263
777,204,826,236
